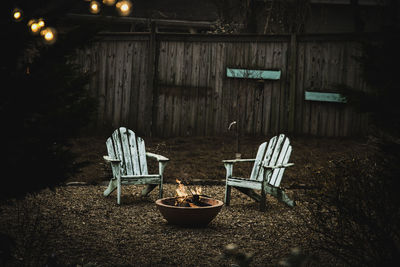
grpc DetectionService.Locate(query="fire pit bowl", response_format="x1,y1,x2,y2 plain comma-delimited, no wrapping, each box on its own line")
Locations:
155,197,224,227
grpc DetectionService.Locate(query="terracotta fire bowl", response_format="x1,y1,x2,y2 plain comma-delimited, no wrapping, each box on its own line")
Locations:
155,197,224,227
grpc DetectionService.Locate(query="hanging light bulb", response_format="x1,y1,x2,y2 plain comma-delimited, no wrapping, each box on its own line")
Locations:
12,8,23,22
37,18,45,28
28,18,45,35
89,1,101,14
116,0,132,16
28,19,40,34
40,27,57,45
103,0,116,6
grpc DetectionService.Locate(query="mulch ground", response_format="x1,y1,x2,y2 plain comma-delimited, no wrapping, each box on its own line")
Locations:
0,134,372,266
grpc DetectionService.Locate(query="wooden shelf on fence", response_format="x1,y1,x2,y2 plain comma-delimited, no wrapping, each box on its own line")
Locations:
305,91,347,103
226,68,281,80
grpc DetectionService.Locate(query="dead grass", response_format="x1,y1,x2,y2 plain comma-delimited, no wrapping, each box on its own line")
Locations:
0,134,372,266
1,184,320,266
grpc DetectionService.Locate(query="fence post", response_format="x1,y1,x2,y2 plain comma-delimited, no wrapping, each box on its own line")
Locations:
149,21,158,137
288,33,297,133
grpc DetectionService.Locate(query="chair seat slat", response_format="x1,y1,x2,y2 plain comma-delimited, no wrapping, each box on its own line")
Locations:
127,129,141,175
250,142,267,181
270,142,292,187
137,137,148,175
120,127,134,176
112,129,126,175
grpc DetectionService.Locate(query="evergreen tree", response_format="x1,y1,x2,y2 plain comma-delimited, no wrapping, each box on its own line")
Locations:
0,1,98,200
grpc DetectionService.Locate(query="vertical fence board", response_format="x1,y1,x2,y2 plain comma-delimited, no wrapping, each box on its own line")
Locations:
96,42,107,129
205,42,215,135
214,42,225,135
155,42,165,135
254,42,265,135
121,42,133,126
137,41,150,135
105,41,116,127
294,42,305,134
198,42,209,135
262,42,275,135
130,41,139,131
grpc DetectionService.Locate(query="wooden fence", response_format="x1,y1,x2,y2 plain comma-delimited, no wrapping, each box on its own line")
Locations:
77,32,369,137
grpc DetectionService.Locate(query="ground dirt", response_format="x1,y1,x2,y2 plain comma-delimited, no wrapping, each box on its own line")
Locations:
67,134,371,188
0,134,375,266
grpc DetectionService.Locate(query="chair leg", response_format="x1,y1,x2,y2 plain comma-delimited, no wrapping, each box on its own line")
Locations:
265,185,296,207
224,184,231,206
117,181,121,205
260,184,266,212
224,163,233,206
141,184,157,196
104,179,117,196
159,183,163,199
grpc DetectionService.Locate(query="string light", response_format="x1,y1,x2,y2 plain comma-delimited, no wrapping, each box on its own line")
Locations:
11,0,136,45
12,8,23,22
28,19,39,34
37,18,45,28
103,0,116,6
89,1,101,14
28,18,45,35
116,0,132,16
40,27,57,45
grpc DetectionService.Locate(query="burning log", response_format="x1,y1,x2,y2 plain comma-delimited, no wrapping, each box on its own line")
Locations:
174,179,211,207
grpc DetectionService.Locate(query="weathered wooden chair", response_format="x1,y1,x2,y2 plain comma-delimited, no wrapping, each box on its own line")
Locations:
103,127,169,204
223,134,295,211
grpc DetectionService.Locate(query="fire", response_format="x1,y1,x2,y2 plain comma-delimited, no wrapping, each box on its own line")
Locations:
175,179,203,207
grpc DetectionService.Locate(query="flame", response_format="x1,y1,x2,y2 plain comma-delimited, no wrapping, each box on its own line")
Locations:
175,179,203,207
191,186,202,196
175,179,188,205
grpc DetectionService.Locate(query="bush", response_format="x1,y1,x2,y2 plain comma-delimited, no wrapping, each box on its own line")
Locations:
302,141,400,266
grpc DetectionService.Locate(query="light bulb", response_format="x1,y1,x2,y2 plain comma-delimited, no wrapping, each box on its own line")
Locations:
116,0,132,16
103,0,116,6
12,8,23,21
90,1,101,14
41,27,57,45
30,23,40,34
37,19,45,28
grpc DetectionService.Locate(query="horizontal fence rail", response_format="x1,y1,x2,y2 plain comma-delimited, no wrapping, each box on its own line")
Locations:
77,32,370,137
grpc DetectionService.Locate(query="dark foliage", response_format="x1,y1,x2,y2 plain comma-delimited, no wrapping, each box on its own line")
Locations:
0,1,98,200
302,142,400,266
340,27,400,136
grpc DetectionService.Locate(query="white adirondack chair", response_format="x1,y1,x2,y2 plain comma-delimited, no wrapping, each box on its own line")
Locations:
103,127,169,204
223,134,295,211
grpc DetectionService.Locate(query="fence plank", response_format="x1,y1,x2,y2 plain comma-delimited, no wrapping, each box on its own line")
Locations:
138,41,150,136
254,42,265,135
96,42,107,129
121,42,133,126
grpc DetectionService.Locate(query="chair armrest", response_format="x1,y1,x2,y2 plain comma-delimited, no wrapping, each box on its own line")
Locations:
222,159,255,164
146,152,169,162
103,156,121,163
262,163,294,169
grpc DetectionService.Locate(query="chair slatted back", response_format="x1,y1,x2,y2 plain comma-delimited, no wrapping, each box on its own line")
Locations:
106,127,148,176
250,134,292,187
